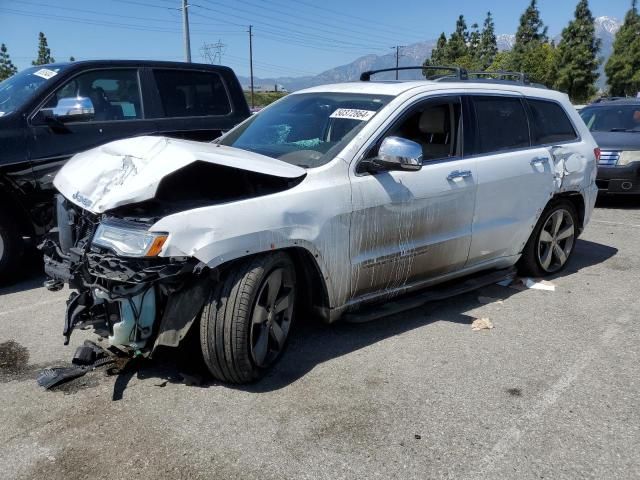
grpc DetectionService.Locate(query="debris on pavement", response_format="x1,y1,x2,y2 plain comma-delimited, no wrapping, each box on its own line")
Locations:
498,277,556,292
522,278,556,291
471,318,494,331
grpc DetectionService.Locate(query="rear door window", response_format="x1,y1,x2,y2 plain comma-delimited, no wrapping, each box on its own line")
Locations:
153,69,231,118
471,96,530,154
527,99,577,145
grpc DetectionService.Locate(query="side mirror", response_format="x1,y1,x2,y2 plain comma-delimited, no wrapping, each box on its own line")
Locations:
366,136,423,172
36,96,95,125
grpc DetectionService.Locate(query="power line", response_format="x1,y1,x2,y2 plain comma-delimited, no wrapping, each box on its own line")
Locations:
0,7,244,35
266,0,429,38
232,0,423,47
193,0,391,51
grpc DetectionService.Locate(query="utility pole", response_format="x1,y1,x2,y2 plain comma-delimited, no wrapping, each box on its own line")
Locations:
182,0,191,62
392,45,406,79
249,25,254,109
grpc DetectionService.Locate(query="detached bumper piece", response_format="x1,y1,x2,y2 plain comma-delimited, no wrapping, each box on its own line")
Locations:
37,340,116,390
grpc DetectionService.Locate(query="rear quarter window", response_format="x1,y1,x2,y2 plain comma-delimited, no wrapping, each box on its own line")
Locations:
153,69,231,118
527,99,577,145
472,96,530,154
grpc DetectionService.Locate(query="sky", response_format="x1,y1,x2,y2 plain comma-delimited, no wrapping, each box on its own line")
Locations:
0,0,632,78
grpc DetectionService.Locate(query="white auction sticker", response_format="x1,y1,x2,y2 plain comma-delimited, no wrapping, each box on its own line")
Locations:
33,68,58,80
329,108,376,121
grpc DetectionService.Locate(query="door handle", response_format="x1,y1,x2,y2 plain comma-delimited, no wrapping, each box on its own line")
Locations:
447,170,472,181
530,157,549,166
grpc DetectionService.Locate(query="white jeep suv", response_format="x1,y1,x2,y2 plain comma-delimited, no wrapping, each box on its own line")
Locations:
43,68,599,383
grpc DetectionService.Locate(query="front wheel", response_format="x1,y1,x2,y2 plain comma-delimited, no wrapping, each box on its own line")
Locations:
200,252,296,383
518,200,578,277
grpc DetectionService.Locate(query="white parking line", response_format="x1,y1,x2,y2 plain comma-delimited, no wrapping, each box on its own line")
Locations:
463,313,629,479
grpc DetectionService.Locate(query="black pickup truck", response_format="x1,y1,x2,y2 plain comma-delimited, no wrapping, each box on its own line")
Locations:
0,60,250,279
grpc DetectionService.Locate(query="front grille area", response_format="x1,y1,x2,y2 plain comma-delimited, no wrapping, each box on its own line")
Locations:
599,150,620,166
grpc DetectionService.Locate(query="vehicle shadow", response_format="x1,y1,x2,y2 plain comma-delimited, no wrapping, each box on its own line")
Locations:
595,194,640,209
0,251,45,295
106,238,617,398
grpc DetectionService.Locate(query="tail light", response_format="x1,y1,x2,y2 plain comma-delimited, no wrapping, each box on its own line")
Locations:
594,147,601,161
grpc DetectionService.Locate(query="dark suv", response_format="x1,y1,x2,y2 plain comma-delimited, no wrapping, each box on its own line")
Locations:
579,98,640,195
0,60,250,279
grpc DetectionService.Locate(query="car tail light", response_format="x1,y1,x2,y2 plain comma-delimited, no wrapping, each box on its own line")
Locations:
594,147,601,161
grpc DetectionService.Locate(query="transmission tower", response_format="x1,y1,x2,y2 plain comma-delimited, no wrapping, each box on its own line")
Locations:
200,40,226,64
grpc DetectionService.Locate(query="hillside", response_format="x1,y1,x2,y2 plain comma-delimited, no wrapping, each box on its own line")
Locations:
239,16,621,92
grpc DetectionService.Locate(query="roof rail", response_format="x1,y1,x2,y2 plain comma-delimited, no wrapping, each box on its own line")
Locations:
467,71,530,85
360,66,468,81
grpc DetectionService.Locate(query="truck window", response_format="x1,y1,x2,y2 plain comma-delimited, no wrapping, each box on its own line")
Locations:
527,99,577,145
472,96,530,154
43,69,142,121
153,69,231,118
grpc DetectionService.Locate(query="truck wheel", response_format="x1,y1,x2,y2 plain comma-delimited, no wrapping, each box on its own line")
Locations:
200,252,296,383
0,211,23,283
518,199,578,277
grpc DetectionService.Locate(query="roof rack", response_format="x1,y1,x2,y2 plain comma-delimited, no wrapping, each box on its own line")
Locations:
360,66,468,81
359,66,544,87
467,71,530,84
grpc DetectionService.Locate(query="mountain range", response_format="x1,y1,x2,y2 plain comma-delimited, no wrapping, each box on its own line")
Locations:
238,16,621,92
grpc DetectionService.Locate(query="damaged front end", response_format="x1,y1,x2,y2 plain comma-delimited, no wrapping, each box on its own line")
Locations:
41,195,211,354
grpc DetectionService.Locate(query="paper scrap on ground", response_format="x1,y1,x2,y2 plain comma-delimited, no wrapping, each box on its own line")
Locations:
523,278,556,291
471,318,494,331
498,277,556,292
477,296,504,305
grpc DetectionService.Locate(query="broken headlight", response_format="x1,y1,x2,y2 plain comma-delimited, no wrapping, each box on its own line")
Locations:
92,221,168,257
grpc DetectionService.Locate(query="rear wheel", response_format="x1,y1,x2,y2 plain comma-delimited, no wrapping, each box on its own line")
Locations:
200,252,296,383
518,199,578,277
0,210,23,283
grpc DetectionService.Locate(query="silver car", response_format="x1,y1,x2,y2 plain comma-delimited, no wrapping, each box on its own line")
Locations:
43,76,599,383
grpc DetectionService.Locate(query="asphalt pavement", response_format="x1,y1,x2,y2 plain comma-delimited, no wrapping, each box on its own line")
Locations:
0,196,639,480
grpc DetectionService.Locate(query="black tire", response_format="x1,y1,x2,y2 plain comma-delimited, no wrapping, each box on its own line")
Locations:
200,252,296,384
0,210,23,283
517,199,578,277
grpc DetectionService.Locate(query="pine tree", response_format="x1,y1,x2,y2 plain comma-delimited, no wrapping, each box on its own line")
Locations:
0,43,18,81
478,12,498,70
555,0,601,103
32,32,55,66
512,0,556,86
445,15,469,63
429,33,449,65
605,0,640,96
514,0,548,51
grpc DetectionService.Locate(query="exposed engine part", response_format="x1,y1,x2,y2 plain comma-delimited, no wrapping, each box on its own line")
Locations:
43,197,208,353
94,287,156,350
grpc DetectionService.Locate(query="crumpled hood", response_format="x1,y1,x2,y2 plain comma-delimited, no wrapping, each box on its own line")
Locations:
54,136,306,213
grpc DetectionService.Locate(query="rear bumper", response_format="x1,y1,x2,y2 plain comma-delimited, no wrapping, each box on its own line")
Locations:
596,162,640,194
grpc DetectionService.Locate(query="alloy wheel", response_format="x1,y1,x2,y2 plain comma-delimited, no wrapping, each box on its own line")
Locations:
537,208,575,273
250,267,295,368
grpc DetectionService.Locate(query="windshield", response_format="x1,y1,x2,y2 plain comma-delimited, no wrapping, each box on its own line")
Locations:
0,66,66,117
218,92,392,168
580,105,640,132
